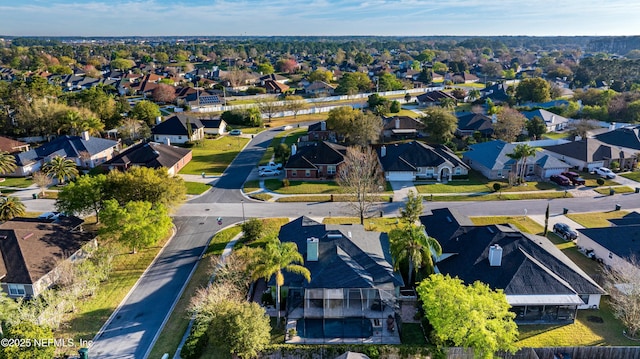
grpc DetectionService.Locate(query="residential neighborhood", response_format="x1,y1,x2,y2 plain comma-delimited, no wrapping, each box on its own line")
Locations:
2,32,640,359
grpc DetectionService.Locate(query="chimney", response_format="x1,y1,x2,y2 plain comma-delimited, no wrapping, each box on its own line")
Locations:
291,144,297,156
156,116,162,125
488,244,503,266
164,138,171,146
551,115,555,123
609,122,616,131
395,118,400,129
491,114,497,124
320,121,326,131
81,131,90,141
307,237,319,262
381,145,386,157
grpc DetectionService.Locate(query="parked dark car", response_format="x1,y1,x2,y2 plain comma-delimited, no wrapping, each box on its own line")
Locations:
553,222,578,241
561,172,586,186
550,174,571,186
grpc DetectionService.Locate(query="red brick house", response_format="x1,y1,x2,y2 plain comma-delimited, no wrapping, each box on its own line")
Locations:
284,141,346,180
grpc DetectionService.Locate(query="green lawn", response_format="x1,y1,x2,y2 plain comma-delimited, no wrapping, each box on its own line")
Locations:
149,225,242,358
566,211,629,228
323,217,402,232
621,171,640,182
400,323,428,345
470,216,544,235
184,181,211,195
57,234,172,356
265,179,343,194
259,128,308,165
243,180,261,193
580,171,619,187
542,132,569,140
426,191,571,201
0,177,33,188
395,109,421,118
179,137,249,175
593,186,634,195
415,171,557,194
249,193,272,201
275,194,393,202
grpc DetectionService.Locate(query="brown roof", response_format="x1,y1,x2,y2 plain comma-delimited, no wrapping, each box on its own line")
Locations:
0,136,29,153
0,216,93,285
264,79,290,93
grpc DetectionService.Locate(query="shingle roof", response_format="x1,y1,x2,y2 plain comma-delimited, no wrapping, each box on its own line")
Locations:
382,116,425,131
377,141,468,172
465,140,569,171
421,209,605,297
0,136,29,153
522,109,569,127
151,114,203,136
285,141,346,170
0,216,93,285
15,135,119,166
456,113,494,134
416,90,456,103
578,225,640,263
543,138,634,162
594,125,640,151
278,217,403,289
103,141,191,170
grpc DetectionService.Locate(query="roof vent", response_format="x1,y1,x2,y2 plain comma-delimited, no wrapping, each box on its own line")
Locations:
348,231,352,238
22,232,34,240
488,244,503,266
327,233,342,239
446,216,452,223
0,235,6,240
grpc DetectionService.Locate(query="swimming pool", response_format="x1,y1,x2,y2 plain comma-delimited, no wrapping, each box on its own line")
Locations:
296,318,373,339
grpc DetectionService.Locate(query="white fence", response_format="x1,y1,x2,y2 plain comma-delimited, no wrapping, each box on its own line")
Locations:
190,86,444,116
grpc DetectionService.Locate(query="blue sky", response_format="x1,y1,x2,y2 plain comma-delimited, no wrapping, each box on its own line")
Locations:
1,0,639,37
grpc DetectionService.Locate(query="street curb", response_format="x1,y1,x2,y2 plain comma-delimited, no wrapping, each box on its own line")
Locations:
91,225,178,349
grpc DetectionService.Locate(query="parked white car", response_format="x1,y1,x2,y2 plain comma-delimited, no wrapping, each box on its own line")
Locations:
258,161,283,171
259,168,281,177
594,167,616,179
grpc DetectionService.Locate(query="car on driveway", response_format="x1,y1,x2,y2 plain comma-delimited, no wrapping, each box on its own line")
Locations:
553,222,578,241
594,167,616,179
258,168,280,177
229,129,243,135
561,171,586,185
550,174,571,186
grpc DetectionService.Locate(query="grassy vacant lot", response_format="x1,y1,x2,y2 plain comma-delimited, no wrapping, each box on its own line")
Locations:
470,216,544,235
566,211,629,228
0,177,33,188
179,136,249,175
184,181,211,195
621,171,640,182
57,234,172,355
148,225,242,358
415,171,557,194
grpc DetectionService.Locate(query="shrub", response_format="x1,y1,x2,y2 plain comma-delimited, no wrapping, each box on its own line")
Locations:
241,218,263,242
493,183,501,192
597,178,605,186
282,178,290,187
247,86,266,95
181,319,210,359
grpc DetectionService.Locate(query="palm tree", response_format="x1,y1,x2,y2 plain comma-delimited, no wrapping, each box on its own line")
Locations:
468,89,481,102
0,151,16,176
42,156,79,185
80,116,105,136
508,144,536,184
439,97,457,113
251,237,311,323
506,150,523,185
0,196,26,221
389,224,442,286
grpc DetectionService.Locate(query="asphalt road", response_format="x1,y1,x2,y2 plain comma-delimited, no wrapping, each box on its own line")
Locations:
90,216,240,359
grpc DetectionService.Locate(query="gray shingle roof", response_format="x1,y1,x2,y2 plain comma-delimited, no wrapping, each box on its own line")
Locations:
377,141,468,172
285,141,346,170
578,225,640,263
151,114,203,136
15,135,119,166
465,140,569,171
594,125,640,151
421,209,605,297
103,141,191,170
278,217,403,289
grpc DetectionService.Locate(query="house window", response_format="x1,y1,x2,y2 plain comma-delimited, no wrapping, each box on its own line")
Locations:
579,294,590,304
8,284,25,296
497,171,503,177
305,170,311,177
455,167,461,175
178,136,182,140
291,171,297,177
327,166,336,175
425,168,434,176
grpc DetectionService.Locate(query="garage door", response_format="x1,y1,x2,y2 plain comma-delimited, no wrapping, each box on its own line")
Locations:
386,171,414,181
544,169,565,178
